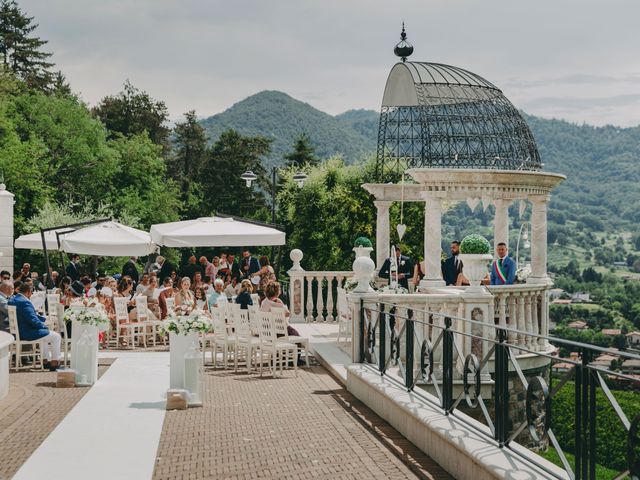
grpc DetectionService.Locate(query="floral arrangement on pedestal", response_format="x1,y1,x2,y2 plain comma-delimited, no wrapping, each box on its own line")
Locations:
63,305,109,330
161,310,211,335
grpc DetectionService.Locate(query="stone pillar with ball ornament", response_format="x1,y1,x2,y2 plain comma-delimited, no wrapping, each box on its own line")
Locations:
0,179,14,274
287,249,306,323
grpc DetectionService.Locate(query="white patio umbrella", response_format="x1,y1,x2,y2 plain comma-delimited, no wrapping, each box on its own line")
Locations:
150,216,285,247
59,221,156,256
14,229,70,250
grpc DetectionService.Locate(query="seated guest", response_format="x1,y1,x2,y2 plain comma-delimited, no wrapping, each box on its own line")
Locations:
135,273,150,295
260,281,303,365
0,270,11,282
191,271,204,291
13,280,22,295
219,253,229,273
0,280,12,333
194,286,209,312
9,283,62,370
207,278,226,310
235,279,253,310
175,277,196,315
252,255,276,295
158,278,175,319
202,275,212,294
223,275,237,298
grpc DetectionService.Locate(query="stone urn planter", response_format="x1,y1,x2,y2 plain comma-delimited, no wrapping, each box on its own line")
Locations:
353,246,374,258
458,254,493,293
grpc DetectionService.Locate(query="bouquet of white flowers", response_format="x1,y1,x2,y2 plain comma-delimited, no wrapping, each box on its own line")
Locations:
378,284,409,294
516,264,532,283
160,310,211,335
63,306,110,330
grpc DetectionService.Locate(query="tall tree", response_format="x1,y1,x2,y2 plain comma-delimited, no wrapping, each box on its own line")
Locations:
202,130,272,219
284,132,319,168
0,0,54,90
171,110,208,217
92,80,170,150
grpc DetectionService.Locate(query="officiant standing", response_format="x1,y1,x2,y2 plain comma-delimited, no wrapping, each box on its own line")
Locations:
378,245,414,290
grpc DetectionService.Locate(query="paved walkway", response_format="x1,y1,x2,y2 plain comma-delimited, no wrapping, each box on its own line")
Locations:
153,365,451,480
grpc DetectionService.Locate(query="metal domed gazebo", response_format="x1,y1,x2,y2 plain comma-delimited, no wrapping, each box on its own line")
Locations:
375,61,541,181
361,26,565,290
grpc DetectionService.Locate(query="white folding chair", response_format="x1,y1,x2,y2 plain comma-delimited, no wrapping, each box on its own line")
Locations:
114,297,136,348
136,295,162,347
271,307,310,367
210,309,235,368
46,293,60,331
257,311,297,377
234,309,260,372
8,306,43,370
55,303,71,366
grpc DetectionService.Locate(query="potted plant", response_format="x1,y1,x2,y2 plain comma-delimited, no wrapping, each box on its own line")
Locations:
458,234,493,292
353,236,374,258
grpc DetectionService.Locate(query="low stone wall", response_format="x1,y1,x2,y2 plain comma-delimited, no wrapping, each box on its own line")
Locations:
347,363,568,480
0,331,14,400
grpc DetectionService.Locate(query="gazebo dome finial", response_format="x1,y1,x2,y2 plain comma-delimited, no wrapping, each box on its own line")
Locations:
394,22,413,62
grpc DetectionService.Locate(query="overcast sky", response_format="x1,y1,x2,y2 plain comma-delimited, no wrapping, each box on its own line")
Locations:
22,0,640,127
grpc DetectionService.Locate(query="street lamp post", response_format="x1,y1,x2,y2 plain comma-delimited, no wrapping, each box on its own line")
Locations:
515,221,531,270
241,166,308,263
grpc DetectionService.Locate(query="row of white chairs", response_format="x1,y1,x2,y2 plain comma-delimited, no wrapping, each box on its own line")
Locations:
201,304,310,377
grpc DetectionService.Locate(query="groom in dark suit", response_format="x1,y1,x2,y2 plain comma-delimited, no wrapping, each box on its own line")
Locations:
378,245,414,289
442,240,464,286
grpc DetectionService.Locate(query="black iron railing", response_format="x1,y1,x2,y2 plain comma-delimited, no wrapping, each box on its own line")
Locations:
357,299,640,480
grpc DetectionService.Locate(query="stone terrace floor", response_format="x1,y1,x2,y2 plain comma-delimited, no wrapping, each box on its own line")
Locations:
1,324,451,479
154,365,451,480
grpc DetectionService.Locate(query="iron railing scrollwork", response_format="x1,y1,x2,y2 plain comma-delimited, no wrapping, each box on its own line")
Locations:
357,300,640,480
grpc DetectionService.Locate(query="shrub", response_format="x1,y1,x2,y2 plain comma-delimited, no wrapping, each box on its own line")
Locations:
459,234,491,254
353,236,372,248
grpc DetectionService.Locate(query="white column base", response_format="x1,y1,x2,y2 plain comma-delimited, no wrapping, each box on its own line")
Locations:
526,276,553,286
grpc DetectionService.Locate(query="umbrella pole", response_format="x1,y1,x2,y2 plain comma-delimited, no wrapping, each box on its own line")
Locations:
41,229,54,289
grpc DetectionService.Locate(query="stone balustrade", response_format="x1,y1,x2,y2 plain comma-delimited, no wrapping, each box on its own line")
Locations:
287,270,352,323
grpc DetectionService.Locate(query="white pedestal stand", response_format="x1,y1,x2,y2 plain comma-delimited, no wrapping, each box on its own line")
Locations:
169,331,199,389
71,322,99,386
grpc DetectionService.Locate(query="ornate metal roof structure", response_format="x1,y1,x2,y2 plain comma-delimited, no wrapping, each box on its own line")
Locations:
375,60,542,181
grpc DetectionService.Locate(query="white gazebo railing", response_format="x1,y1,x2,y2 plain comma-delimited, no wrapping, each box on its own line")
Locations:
288,270,351,323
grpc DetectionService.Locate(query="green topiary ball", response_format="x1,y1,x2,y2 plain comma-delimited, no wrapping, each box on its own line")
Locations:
459,234,491,254
354,236,373,248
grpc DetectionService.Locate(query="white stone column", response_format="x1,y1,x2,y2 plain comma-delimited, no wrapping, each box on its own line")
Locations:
374,200,391,269
493,199,511,254
0,183,14,274
420,196,445,289
529,195,550,284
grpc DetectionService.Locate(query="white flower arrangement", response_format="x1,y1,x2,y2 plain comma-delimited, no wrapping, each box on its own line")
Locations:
516,264,532,283
63,306,110,329
344,276,377,293
378,284,409,294
160,310,211,335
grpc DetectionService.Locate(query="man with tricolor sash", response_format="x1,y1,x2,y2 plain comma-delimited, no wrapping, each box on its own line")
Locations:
490,242,516,285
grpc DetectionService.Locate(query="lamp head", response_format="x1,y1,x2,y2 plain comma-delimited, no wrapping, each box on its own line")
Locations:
292,171,308,188
240,170,258,188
